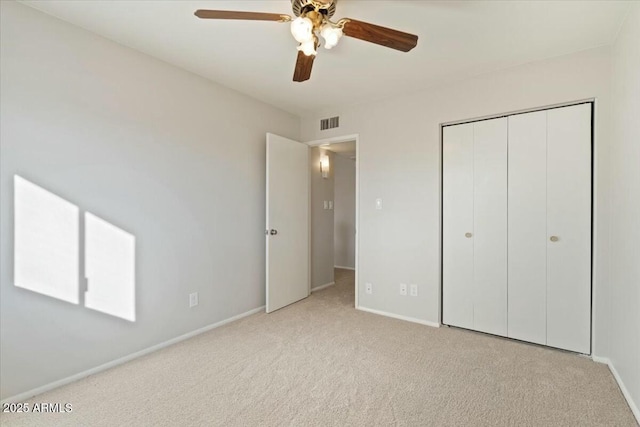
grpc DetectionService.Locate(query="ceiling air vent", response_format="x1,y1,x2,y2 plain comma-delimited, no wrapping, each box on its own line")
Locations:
320,116,340,131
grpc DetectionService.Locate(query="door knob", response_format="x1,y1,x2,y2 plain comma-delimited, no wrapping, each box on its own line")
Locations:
270,229,278,235
550,235,559,242
465,232,473,238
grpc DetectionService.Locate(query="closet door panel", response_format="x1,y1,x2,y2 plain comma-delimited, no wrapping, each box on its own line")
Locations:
472,118,508,336
508,111,547,345
546,104,592,354
443,123,474,329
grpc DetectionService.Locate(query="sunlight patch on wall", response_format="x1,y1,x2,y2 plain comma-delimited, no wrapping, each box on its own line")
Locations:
85,213,136,322
13,175,136,322
14,175,80,304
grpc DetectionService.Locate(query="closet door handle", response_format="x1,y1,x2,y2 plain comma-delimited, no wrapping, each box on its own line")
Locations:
465,232,473,238
550,235,559,242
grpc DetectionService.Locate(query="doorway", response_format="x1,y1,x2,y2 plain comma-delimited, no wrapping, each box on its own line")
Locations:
307,135,359,307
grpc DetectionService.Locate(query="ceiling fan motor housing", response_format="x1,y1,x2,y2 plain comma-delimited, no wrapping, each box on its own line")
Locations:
292,0,336,18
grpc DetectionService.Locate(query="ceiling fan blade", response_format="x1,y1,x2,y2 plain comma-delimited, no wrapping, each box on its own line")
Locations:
293,51,315,82
194,10,290,22
342,19,418,52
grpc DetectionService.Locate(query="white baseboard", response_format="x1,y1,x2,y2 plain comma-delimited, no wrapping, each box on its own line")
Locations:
311,281,335,292
356,306,440,328
592,356,640,423
1,305,265,405
334,265,355,271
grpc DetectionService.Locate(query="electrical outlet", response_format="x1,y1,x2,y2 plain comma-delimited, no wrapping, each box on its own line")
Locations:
329,200,333,210
365,283,373,295
189,292,198,308
410,284,418,297
323,200,329,210
400,283,407,296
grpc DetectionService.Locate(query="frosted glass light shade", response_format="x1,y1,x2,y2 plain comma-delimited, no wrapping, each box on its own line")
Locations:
297,40,317,56
291,17,314,43
320,23,343,49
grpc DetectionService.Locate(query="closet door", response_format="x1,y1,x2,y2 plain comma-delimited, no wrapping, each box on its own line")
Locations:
508,111,547,345
546,104,591,353
473,118,508,336
443,123,474,329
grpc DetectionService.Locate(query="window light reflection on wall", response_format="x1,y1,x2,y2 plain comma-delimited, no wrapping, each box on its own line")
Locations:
14,175,80,304
13,175,136,322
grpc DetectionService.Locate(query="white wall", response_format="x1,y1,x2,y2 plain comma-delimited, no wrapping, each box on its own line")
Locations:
310,147,335,288
608,3,640,417
333,155,356,269
0,2,299,400
301,47,613,335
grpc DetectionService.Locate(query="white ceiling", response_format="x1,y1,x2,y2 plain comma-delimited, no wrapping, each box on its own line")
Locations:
21,1,631,116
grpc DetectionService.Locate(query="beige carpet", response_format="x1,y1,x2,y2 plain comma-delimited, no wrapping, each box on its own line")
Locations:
1,268,636,427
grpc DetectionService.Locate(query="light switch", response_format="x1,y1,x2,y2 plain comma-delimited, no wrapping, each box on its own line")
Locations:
329,201,333,210
375,198,383,210
323,200,328,210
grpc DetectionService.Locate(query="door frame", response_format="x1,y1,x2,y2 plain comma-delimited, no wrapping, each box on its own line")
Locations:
438,99,596,354
305,134,360,308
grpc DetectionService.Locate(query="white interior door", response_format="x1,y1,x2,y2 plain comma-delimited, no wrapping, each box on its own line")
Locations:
546,104,592,353
443,123,474,329
472,118,508,336
508,110,548,345
266,133,310,313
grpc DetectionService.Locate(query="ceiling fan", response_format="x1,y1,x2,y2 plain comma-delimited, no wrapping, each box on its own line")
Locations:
194,0,418,82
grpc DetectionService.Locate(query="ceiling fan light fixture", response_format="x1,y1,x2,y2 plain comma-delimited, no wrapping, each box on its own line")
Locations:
194,2,419,83
320,22,342,49
290,16,314,43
